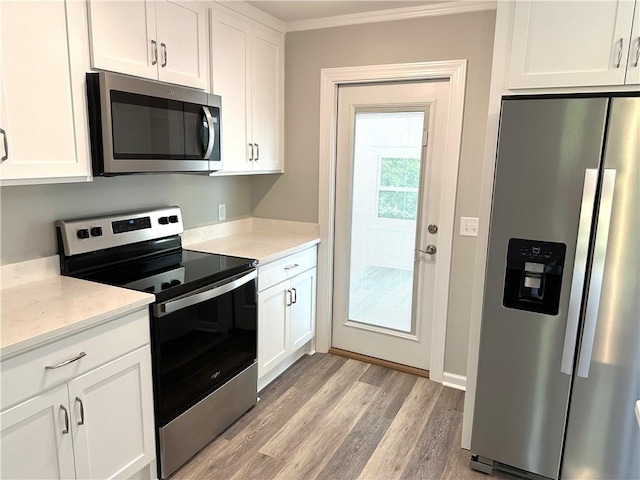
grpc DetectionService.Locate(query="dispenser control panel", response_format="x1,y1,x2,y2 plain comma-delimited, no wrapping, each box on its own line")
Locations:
503,238,566,315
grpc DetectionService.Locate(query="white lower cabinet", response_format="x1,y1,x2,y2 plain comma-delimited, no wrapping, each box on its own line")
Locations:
257,248,317,386
0,309,156,480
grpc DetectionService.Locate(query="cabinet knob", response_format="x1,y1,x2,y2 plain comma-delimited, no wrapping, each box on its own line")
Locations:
0,128,7,162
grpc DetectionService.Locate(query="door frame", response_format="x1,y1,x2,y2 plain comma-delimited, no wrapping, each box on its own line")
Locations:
316,60,467,383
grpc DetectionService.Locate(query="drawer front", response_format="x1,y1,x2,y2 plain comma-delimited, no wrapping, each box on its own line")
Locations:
1,308,150,410
258,247,317,292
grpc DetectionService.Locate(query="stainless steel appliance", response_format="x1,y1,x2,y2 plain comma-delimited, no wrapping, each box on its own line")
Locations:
87,72,221,175
56,207,257,479
471,95,639,479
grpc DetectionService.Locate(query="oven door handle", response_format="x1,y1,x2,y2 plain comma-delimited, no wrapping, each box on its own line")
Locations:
154,270,256,317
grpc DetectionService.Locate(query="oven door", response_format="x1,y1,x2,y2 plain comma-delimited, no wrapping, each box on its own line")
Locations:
152,270,257,426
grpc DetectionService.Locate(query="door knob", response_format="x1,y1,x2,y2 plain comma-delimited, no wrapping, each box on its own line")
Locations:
419,245,437,255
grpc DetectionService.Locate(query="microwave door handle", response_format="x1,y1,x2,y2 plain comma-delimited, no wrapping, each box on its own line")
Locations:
202,106,215,160
155,270,256,317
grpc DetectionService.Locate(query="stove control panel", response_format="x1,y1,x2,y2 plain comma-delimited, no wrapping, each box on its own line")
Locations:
56,206,184,256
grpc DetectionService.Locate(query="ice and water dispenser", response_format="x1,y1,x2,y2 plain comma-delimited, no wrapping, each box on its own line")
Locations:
503,238,566,315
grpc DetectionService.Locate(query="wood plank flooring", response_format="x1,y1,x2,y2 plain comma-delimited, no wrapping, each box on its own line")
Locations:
171,353,515,480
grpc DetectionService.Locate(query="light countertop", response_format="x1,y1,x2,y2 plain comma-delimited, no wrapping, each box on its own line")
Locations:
1,276,154,359
187,230,320,264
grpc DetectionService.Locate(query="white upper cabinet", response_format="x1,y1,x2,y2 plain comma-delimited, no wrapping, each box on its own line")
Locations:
210,6,284,174
0,0,91,185
88,0,208,90
508,0,638,88
627,2,640,84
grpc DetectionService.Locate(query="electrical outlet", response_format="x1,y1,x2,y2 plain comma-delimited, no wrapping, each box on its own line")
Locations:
218,204,226,221
460,217,479,237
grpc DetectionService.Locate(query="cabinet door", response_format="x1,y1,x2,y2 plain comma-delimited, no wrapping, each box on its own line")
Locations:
210,8,252,172
508,0,636,88
251,27,284,173
156,0,207,89
87,0,158,80
626,1,640,84
0,0,91,184
258,282,289,377
69,346,155,480
289,268,317,351
0,385,76,480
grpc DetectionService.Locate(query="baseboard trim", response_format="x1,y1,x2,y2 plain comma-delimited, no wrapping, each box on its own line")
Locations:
329,348,429,379
443,372,467,391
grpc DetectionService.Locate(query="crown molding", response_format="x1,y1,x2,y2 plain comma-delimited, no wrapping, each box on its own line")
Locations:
213,1,286,33
286,1,496,33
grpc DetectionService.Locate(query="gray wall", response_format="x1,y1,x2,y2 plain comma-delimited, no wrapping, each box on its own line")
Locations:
1,175,252,264
252,10,496,376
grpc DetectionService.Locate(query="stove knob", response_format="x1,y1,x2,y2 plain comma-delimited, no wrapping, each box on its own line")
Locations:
161,281,172,290
158,217,169,225
170,279,182,286
169,215,179,223
90,227,103,237
76,229,90,239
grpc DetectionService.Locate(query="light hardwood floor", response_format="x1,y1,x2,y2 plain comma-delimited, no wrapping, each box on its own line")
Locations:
172,353,514,479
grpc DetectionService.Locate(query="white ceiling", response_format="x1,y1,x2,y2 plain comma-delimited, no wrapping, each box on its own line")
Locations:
245,1,441,23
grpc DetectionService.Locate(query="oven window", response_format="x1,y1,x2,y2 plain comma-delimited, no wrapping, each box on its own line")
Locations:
154,278,257,425
110,90,208,160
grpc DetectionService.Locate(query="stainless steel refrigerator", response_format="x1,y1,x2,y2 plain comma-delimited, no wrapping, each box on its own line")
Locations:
470,95,639,479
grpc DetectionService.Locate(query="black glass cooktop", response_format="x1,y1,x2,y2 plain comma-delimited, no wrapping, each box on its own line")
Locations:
77,249,257,302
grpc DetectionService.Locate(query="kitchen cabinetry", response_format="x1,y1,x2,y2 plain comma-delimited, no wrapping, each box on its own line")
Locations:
0,0,91,185
0,309,156,480
88,0,208,89
508,0,640,88
210,6,284,174
257,248,317,386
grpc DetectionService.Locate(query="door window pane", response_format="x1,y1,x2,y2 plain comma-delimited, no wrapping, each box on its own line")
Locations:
348,111,424,333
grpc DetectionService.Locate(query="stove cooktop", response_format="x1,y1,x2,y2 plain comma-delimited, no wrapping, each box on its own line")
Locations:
78,249,257,302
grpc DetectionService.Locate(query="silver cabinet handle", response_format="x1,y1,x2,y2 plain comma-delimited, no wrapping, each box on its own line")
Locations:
161,42,167,67
286,289,292,306
156,270,256,317
255,143,259,161
60,405,70,434
633,36,640,67
202,106,215,160
45,351,86,369
75,397,85,426
248,143,254,161
561,169,597,375
291,287,297,304
1,128,7,162
577,169,616,378
419,245,437,255
284,263,299,270
151,39,158,66
615,37,624,68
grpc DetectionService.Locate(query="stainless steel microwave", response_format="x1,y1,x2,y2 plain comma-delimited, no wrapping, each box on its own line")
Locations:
86,72,221,175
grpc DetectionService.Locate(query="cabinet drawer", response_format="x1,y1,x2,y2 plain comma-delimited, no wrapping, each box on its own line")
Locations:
1,308,150,410
258,247,317,292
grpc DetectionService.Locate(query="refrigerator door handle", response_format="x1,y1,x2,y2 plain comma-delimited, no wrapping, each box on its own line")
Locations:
560,169,598,375
577,169,616,378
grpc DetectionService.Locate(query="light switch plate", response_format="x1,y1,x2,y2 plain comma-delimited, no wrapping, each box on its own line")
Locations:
460,217,478,237
218,204,226,221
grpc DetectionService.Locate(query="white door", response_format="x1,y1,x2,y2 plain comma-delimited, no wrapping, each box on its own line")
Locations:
210,8,252,172
251,27,283,172
627,0,640,85
289,268,317,351
332,80,450,370
0,0,91,182
69,347,155,480
258,282,288,377
156,0,207,89
0,385,76,480
508,0,636,88
87,0,158,80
